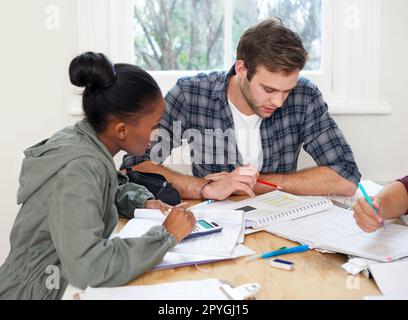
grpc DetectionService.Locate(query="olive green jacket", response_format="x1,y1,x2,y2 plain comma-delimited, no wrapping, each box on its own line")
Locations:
0,120,176,300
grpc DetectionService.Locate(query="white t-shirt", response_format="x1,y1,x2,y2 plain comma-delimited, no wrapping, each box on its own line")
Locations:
228,100,264,171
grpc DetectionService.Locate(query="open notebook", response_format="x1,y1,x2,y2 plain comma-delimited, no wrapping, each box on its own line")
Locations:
266,205,408,262
218,190,333,229
112,209,245,257
81,279,261,300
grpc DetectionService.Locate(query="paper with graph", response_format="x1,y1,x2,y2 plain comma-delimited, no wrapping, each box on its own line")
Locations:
218,190,333,229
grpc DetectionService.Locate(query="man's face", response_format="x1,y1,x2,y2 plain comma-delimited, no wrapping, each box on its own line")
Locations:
239,64,299,118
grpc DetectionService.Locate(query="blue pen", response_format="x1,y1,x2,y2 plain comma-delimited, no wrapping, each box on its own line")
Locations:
245,245,309,262
358,183,385,228
260,245,310,259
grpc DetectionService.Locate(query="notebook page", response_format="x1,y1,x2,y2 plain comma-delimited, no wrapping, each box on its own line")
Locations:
172,210,244,256
265,206,362,248
84,279,228,300
133,209,165,219
219,191,332,228
266,206,408,261
112,210,244,257
324,223,408,262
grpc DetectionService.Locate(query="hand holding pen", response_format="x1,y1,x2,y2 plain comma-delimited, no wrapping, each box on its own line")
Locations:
354,183,385,233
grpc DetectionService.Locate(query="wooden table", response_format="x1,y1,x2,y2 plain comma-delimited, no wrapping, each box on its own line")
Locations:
118,198,381,300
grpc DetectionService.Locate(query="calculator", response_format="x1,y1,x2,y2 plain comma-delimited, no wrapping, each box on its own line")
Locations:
184,219,223,240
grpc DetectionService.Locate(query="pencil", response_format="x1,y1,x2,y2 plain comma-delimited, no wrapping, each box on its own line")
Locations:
257,179,282,190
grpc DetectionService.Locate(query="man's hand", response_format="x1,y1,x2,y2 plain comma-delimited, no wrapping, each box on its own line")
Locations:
203,171,229,182
201,166,258,200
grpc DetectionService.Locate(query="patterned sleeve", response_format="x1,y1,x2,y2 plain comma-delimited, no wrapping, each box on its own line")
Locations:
120,81,188,170
302,88,361,185
397,176,408,194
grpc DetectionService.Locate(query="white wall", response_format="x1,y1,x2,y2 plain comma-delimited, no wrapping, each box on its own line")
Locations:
321,0,408,182
290,0,408,182
0,0,78,264
0,0,407,264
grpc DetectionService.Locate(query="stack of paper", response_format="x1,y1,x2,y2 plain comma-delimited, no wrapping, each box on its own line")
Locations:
112,209,254,269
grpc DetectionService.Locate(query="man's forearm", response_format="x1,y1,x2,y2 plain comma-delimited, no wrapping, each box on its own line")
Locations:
257,166,357,196
132,161,207,200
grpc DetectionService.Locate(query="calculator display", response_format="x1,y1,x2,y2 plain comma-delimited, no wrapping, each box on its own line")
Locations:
197,220,214,229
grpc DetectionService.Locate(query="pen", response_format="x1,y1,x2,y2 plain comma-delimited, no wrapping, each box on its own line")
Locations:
358,182,385,228
257,179,282,190
260,245,309,259
245,245,309,262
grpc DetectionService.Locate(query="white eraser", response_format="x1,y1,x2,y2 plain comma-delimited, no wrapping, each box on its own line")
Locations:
269,259,295,271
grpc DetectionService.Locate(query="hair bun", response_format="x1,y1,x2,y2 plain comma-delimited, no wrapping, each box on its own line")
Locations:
69,52,116,94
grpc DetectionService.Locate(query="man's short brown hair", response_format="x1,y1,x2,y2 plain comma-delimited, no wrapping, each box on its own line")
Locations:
237,18,308,80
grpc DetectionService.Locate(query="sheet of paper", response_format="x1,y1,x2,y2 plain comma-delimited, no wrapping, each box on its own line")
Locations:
368,260,408,295
154,244,255,270
83,278,228,300
266,205,408,262
341,257,383,275
113,209,245,257
266,206,362,248
219,190,332,228
325,223,408,262
189,200,235,210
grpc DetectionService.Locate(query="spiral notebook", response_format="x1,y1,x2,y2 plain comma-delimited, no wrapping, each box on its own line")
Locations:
219,190,333,229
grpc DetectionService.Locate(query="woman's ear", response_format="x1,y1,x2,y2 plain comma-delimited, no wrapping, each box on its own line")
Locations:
114,122,127,140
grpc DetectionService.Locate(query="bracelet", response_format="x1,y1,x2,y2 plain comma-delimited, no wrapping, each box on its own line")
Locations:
199,180,213,200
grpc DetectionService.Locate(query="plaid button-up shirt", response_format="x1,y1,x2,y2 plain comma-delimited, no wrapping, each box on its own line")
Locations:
122,67,361,185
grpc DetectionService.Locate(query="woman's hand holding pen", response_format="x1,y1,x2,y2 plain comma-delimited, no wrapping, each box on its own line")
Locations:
162,207,196,242
146,200,195,242
353,197,384,233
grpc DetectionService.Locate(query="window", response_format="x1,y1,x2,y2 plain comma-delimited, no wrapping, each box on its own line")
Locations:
133,0,322,72
74,0,389,115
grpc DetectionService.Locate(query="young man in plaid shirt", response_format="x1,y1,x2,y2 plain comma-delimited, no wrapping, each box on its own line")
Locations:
122,18,361,200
